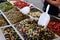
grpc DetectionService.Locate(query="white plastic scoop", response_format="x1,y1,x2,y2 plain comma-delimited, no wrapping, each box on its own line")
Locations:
10,1,32,14
38,4,50,28
20,4,32,14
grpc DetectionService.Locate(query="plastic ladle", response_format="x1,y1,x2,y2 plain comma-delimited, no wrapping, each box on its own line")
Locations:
38,4,50,28
20,4,32,14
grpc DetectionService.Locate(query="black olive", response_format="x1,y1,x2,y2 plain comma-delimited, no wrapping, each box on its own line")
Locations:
5,34,10,38
23,33,27,40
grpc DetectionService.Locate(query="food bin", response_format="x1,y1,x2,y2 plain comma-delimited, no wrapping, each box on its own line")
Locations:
14,18,58,40
0,11,9,27
28,8,42,18
4,7,30,24
0,2,14,12
47,16,60,37
0,26,22,40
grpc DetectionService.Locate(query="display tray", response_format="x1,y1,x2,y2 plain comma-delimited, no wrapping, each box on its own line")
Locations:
14,19,57,40
4,7,30,24
0,14,9,27
0,26,22,40
47,16,60,36
28,8,42,18
0,2,14,12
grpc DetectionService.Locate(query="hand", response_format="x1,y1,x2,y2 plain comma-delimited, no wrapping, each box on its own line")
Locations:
46,0,60,7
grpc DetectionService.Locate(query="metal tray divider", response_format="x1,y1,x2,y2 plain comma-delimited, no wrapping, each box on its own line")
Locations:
0,25,11,28
51,15,60,20
0,10,12,25
0,10,24,40
0,28,6,40
11,25,24,40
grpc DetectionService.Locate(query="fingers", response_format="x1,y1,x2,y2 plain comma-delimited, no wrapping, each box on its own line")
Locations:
46,0,60,7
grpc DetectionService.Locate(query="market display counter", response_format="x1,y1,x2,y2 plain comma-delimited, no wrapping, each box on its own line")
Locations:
0,1,60,40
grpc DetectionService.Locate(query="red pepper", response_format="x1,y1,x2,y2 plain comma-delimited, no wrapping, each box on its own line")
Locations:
13,1,32,9
47,21,60,36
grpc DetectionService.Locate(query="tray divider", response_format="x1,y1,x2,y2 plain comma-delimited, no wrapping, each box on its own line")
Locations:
0,10,24,40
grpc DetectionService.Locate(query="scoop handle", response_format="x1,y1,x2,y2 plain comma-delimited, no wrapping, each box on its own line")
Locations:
29,4,33,7
19,4,33,10
46,4,50,13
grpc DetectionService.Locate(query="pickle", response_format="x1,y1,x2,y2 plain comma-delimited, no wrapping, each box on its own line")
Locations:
0,15,8,27
15,19,56,40
0,2,13,12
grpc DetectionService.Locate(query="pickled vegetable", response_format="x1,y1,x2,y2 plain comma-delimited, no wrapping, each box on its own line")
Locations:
1,27,21,40
15,19,56,40
0,2,14,12
28,8,42,18
4,7,29,24
0,15,8,27
47,20,60,36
